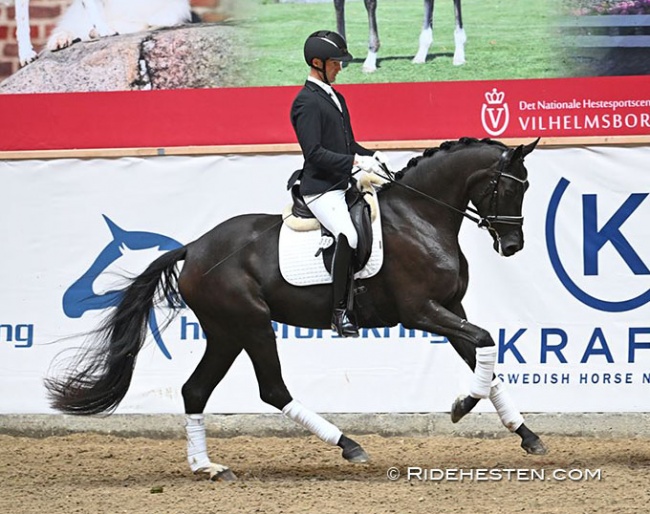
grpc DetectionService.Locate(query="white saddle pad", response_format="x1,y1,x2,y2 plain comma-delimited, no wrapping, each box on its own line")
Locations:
278,200,384,286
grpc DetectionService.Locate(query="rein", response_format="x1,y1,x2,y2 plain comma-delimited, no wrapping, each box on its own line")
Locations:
377,149,527,231
202,147,527,277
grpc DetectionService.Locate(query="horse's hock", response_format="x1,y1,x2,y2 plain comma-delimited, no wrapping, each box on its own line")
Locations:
0,23,244,94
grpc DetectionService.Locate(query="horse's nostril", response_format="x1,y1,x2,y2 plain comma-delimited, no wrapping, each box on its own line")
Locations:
502,242,521,256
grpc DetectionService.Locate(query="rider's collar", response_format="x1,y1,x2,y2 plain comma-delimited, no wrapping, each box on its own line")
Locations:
307,75,335,96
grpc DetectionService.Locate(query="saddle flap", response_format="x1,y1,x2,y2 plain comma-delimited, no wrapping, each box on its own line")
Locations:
278,195,384,287
320,193,373,274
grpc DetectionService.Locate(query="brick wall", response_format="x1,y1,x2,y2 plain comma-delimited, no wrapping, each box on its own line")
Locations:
0,0,224,83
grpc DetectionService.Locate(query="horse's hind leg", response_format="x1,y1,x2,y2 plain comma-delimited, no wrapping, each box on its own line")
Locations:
452,0,466,65
181,326,243,481
244,322,369,463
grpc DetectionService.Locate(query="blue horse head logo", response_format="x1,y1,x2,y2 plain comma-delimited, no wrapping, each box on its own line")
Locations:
62,215,183,359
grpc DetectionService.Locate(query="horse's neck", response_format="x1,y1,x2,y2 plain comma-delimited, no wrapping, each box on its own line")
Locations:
391,152,481,220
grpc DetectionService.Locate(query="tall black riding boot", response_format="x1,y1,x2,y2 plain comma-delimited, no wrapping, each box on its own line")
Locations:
331,235,359,338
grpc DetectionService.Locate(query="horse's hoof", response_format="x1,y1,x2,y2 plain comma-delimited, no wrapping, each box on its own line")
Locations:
451,394,480,423
211,468,238,482
342,445,370,463
522,437,548,456
451,395,467,423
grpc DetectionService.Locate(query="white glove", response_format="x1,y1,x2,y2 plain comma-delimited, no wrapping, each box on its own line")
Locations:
354,154,383,175
373,151,395,174
353,154,389,187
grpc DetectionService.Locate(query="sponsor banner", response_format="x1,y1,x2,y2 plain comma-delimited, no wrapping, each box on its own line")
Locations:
1,76,650,152
1,147,650,414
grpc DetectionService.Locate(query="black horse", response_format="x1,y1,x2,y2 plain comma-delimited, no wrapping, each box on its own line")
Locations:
45,137,545,482
334,0,466,72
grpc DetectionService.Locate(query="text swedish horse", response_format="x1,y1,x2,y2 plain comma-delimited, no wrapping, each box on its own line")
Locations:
46,137,545,481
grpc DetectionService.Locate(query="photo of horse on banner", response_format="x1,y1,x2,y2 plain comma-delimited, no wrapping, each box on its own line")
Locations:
334,0,466,72
44,137,543,481
1,0,191,66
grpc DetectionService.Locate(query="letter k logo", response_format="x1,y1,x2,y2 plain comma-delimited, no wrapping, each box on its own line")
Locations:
583,193,650,275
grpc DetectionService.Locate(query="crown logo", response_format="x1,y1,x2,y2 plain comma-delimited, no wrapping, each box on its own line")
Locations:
485,88,505,105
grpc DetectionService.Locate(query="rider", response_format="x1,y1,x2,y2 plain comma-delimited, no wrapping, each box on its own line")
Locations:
290,30,393,338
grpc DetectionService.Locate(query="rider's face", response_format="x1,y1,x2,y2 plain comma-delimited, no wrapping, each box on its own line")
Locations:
325,59,342,83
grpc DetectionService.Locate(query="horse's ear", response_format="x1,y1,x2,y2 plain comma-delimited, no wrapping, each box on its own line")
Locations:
511,145,524,162
522,137,540,157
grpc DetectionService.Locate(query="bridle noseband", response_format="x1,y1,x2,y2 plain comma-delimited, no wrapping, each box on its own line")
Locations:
475,149,529,231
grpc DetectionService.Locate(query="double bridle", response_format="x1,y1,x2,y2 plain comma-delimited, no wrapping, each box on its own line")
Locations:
378,149,529,232
475,149,529,230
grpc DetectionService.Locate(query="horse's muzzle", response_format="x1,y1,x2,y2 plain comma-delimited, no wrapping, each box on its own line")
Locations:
496,230,524,257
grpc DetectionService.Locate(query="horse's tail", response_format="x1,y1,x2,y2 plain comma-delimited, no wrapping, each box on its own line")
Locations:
44,246,188,415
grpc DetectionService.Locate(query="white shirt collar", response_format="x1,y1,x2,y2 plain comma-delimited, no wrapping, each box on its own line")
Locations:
307,76,342,111
307,75,334,95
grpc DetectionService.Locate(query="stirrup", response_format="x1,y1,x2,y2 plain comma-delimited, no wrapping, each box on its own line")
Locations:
332,308,359,338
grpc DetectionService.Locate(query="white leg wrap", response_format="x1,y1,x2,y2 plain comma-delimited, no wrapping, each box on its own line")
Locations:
469,346,497,399
489,378,524,432
282,400,342,446
185,414,212,472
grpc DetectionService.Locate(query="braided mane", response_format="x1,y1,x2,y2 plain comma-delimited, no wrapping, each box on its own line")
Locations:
393,137,507,181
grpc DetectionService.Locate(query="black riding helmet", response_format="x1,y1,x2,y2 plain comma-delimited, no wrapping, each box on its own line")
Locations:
304,30,353,84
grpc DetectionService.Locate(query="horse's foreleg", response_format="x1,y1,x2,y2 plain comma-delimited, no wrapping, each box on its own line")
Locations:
489,378,548,454
452,0,466,65
445,304,547,455
182,332,242,481
245,323,369,463
282,400,369,463
402,300,496,416
413,0,433,64
449,327,497,419
15,0,37,65
362,0,379,72
448,347,547,455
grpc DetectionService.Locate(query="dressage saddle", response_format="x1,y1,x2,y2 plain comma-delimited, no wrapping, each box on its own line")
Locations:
288,183,373,274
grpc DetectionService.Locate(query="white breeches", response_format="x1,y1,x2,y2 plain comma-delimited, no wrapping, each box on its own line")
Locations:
304,188,358,249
